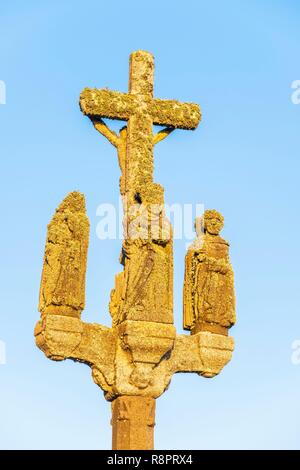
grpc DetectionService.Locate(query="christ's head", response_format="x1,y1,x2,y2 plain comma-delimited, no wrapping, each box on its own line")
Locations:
204,209,224,235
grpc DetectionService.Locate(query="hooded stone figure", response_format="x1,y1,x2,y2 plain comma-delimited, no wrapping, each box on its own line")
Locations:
183,209,236,335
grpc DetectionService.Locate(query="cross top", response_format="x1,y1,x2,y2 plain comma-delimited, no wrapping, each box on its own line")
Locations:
129,50,154,96
80,50,201,207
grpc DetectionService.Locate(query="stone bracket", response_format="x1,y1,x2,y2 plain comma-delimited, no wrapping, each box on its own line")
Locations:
118,320,176,364
169,331,235,378
34,314,116,395
35,315,234,400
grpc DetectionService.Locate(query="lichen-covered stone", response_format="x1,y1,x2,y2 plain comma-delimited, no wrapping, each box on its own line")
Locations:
80,88,201,130
35,51,235,451
183,210,236,335
39,191,89,318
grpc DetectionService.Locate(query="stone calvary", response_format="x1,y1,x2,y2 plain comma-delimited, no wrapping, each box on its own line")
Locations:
34,51,236,450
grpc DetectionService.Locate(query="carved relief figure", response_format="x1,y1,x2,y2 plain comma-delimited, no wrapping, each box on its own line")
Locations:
39,192,89,318
183,210,235,335
110,203,173,325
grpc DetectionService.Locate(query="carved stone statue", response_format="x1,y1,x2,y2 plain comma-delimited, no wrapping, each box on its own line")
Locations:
39,192,89,319
109,202,173,326
183,209,236,335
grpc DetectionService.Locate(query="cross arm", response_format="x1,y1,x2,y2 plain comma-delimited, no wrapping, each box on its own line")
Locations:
150,98,201,129
80,88,201,130
80,88,135,121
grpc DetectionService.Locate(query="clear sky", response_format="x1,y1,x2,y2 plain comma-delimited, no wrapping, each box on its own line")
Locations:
1,0,300,450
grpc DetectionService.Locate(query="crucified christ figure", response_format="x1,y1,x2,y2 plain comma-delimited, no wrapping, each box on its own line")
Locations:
91,118,174,195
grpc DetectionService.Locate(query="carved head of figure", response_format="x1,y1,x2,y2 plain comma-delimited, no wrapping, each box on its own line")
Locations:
204,209,224,235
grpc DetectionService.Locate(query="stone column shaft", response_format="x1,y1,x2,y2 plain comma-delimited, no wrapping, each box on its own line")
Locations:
111,396,155,450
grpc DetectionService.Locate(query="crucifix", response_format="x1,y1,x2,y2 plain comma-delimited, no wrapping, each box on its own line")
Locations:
35,51,236,450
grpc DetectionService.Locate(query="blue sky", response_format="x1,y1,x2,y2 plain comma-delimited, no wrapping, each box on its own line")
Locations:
0,0,300,449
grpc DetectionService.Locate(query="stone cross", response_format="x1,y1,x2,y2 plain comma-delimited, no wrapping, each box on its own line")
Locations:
35,51,235,450
80,50,200,211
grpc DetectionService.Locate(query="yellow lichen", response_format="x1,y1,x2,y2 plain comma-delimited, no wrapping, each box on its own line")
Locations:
35,51,234,451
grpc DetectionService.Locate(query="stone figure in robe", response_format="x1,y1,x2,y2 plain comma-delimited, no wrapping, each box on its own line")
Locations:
109,203,173,326
183,210,235,336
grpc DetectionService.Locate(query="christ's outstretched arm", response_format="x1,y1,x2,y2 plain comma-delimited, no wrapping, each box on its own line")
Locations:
92,118,120,147
153,127,174,145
